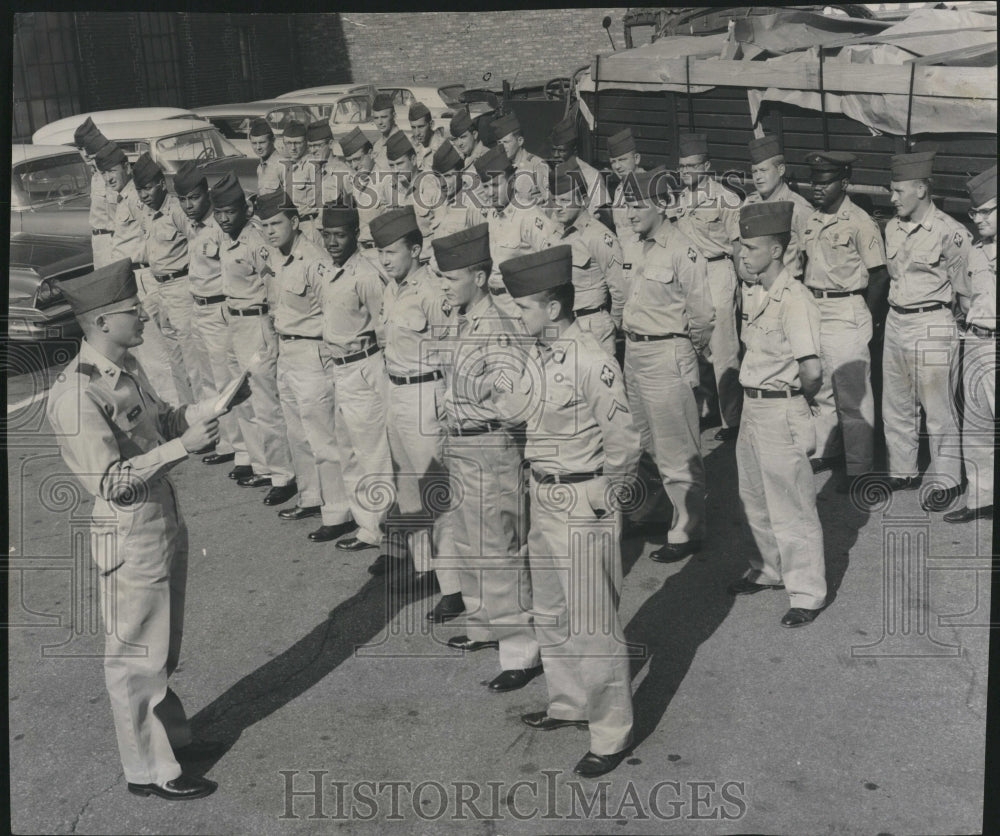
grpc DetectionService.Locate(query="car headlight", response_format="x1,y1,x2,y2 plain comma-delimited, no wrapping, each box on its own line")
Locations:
34,279,64,309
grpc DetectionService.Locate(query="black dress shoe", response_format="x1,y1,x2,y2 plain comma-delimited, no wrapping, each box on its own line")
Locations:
885,476,921,491
573,749,630,778
390,570,439,595
238,473,272,488
944,505,993,524
263,481,298,506
174,740,225,760
426,592,465,623
278,505,321,521
488,666,543,692
714,426,739,442
336,535,379,551
728,577,785,596
920,485,962,512
308,520,358,542
649,540,702,563
229,465,253,481
127,775,218,800
780,607,822,628
810,457,840,474
447,635,499,652
202,451,235,465
520,710,588,731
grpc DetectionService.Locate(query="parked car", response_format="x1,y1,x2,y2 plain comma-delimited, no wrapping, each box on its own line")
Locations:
276,84,362,100
7,233,93,341
192,100,324,156
31,107,200,145
10,144,92,238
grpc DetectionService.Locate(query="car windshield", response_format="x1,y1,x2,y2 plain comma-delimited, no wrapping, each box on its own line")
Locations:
329,97,371,125
11,154,90,207
153,129,242,170
265,106,320,132
438,85,465,107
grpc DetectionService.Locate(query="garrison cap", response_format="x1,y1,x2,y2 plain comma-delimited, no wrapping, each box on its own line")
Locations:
431,224,491,272
806,150,856,181
83,132,111,157
321,204,360,230
550,161,587,199
372,92,395,113
607,127,636,158
408,102,431,122
73,117,99,149
491,112,521,140
255,189,296,220
474,146,515,182
94,142,128,172
172,160,207,196
57,258,138,317
386,131,415,162
340,127,371,157
967,164,997,208
283,120,307,140
621,167,675,204
209,171,246,208
500,245,572,298
449,108,474,138
739,200,794,239
890,151,935,182
678,133,708,159
305,120,333,142
131,152,163,189
249,118,274,138
432,140,463,174
549,116,577,148
370,206,420,248
748,135,783,165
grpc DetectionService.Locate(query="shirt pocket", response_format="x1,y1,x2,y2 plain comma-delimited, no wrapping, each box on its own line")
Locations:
912,242,943,268
397,307,429,334
202,239,220,258
643,264,676,284
154,224,179,243
570,241,592,270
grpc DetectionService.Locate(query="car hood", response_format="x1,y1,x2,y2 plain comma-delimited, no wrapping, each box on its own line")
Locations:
10,194,92,237
9,234,93,289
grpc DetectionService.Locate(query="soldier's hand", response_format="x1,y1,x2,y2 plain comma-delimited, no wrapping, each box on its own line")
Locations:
228,378,253,410
181,418,221,454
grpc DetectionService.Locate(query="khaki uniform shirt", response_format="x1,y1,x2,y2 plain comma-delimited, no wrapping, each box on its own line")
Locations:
414,127,447,171
511,147,550,200
744,181,812,276
740,268,822,391
219,222,273,308
802,195,885,292
966,240,996,330
485,201,559,293
885,202,972,308
372,128,406,174
575,156,611,216
110,180,146,264
557,212,627,325
284,156,322,217
320,249,387,354
271,232,330,338
611,165,645,251
256,151,287,194
140,193,189,276
89,168,114,231
184,212,224,297
380,264,454,376
674,177,742,259
621,220,714,350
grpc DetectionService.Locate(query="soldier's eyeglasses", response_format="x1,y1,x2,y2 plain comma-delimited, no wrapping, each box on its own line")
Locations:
968,205,996,220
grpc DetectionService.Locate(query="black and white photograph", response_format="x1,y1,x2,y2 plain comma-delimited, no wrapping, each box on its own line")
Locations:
5,4,997,833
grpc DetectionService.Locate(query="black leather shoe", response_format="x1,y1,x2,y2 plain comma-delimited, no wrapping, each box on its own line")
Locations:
447,635,499,652
263,481,298,506
921,485,962,512
278,505,321,521
885,476,921,491
488,666,543,692
426,592,465,623
810,457,840,474
573,749,629,778
728,577,786,596
521,711,588,731
127,775,218,800
780,607,822,628
390,570,440,595
229,465,253,481
202,451,235,465
174,740,225,760
238,473,271,488
336,535,379,551
649,540,702,563
308,520,358,542
714,426,739,442
944,505,993,524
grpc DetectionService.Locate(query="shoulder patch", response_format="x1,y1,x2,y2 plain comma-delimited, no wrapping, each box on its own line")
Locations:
442,299,453,316
953,231,965,249
535,217,544,231
600,364,616,388
687,247,698,262
259,246,269,261
604,233,614,248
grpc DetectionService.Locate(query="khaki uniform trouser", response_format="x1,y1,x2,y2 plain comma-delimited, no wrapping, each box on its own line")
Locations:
697,258,742,429
329,350,393,546
528,475,634,756
445,432,540,671
91,232,115,269
960,330,995,509
812,295,875,474
92,480,190,785
131,269,193,407
227,311,295,485
882,308,961,485
737,397,827,610
385,376,461,594
277,338,350,525
624,338,706,543
189,300,248,464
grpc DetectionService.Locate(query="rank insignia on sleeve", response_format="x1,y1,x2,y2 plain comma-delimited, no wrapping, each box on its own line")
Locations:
607,399,629,420
687,247,698,262
493,370,514,393
535,217,544,230
260,265,275,278
600,364,616,388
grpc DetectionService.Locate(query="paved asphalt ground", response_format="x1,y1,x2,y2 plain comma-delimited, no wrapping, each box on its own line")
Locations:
5,346,994,835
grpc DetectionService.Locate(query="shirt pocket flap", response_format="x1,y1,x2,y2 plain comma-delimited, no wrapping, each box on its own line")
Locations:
284,272,308,297
570,241,592,269
154,225,179,243
202,240,220,258
399,308,428,333
912,242,942,266
643,264,676,284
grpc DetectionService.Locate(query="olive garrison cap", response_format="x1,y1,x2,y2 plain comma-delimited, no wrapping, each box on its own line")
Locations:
369,206,420,248
386,131,415,162
473,146,515,183
449,108,474,138
248,118,273,138
739,200,794,239
372,92,395,113
678,133,708,159
84,133,111,157
306,120,333,142
209,171,246,208
890,151,936,182
93,142,128,172
56,258,138,316
173,160,208,196
431,140,464,175
967,165,997,208
73,117,99,149
607,127,636,158
131,152,163,189
748,135,783,165
431,224,491,272
321,204,360,230
806,150,856,181
283,120,307,140
621,167,675,203
491,112,521,140
500,245,572,298
339,127,371,157
255,189,296,220
408,102,431,122
549,116,577,148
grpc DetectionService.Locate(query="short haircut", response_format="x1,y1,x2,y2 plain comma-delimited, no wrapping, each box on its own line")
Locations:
538,282,575,319
467,258,493,277
763,231,791,256
401,229,424,249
